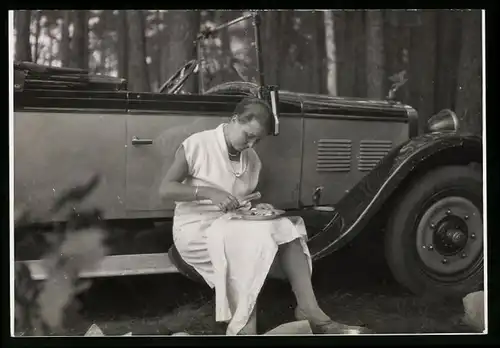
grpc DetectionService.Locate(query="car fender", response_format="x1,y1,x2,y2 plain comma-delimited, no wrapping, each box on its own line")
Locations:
308,132,482,260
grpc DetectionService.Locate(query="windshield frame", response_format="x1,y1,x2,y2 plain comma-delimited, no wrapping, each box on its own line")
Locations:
193,11,265,94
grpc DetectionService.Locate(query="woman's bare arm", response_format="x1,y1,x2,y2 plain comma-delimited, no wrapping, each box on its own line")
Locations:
159,145,214,202
159,145,239,212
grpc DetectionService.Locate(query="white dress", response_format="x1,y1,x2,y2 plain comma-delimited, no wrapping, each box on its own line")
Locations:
172,123,312,335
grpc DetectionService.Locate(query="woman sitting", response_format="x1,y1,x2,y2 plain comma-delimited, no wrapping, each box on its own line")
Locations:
160,97,370,335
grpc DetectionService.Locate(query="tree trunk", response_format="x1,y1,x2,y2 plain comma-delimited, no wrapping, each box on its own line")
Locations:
60,11,71,67
365,10,385,99
278,11,307,93
383,10,411,102
312,10,327,94
290,11,314,93
351,11,367,97
434,10,462,112
48,34,53,66
71,10,89,69
32,11,42,63
275,10,326,94
152,10,163,90
455,10,482,135
407,10,438,132
334,10,352,96
164,10,200,93
91,11,107,75
335,10,366,97
261,11,282,87
99,10,115,76
143,10,156,90
324,10,337,96
117,10,128,80
278,11,295,90
127,10,150,92
160,13,171,88
14,10,32,62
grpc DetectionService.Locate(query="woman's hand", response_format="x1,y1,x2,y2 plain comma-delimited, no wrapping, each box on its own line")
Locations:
238,201,252,211
255,203,274,210
208,188,240,213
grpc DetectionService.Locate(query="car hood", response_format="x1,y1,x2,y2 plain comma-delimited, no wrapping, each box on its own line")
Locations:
278,90,411,117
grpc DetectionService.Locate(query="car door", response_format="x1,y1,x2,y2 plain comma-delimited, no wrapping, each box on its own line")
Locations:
124,93,303,216
125,96,229,216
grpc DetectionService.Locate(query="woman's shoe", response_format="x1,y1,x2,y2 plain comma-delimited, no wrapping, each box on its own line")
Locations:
294,307,374,335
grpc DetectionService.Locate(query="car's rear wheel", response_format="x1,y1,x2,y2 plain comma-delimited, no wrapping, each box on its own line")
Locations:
384,164,483,298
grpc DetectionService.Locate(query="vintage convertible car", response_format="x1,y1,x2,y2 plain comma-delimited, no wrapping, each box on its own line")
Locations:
13,13,483,299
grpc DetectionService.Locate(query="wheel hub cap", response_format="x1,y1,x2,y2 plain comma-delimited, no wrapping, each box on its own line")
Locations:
433,216,469,255
416,196,482,275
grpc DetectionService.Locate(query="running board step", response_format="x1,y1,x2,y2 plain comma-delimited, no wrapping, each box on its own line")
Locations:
16,253,180,281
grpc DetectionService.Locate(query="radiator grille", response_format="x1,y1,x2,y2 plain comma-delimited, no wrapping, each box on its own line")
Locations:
316,139,352,172
358,140,392,171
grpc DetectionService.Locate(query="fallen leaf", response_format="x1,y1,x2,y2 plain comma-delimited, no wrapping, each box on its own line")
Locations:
84,324,104,336
264,320,313,335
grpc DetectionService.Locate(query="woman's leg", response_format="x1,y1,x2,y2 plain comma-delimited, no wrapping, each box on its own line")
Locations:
277,239,331,325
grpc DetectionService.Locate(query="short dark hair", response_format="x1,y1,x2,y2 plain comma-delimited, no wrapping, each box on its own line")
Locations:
233,97,273,134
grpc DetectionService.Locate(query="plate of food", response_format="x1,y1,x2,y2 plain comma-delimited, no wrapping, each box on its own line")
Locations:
230,207,286,221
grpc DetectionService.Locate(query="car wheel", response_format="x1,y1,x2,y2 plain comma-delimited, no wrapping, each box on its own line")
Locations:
384,164,483,298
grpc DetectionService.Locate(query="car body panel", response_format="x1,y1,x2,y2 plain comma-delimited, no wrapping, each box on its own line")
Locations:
14,86,416,223
251,115,304,208
14,111,127,221
125,114,305,213
307,132,482,260
126,113,228,212
299,116,409,206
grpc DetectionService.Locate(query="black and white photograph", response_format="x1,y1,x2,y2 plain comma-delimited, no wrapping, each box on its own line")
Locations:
10,9,486,337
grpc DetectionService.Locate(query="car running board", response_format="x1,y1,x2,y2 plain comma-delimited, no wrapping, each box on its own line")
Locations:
16,253,180,281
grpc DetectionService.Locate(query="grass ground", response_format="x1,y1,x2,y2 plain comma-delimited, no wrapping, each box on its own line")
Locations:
64,233,473,336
